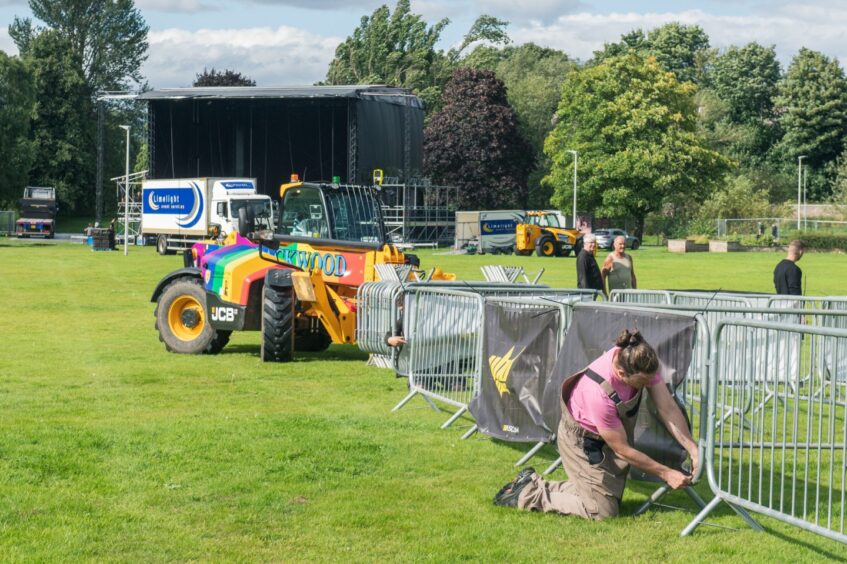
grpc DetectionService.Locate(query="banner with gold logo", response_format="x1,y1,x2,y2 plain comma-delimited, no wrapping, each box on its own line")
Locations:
469,302,559,442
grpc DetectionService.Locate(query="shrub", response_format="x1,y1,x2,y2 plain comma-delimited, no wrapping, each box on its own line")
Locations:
784,231,847,252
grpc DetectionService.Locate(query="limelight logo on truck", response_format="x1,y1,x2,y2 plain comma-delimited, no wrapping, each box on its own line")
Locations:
270,247,349,277
143,182,205,229
221,181,254,190
481,220,517,235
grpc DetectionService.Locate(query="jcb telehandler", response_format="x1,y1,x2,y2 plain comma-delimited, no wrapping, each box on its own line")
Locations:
515,210,582,257
151,180,445,361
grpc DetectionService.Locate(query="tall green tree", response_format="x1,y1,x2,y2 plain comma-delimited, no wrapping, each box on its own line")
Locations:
325,0,508,111
9,0,149,92
465,43,576,207
0,52,36,207
544,54,731,235
194,68,256,87
424,68,533,209
774,48,847,195
25,31,94,211
593,23,710,84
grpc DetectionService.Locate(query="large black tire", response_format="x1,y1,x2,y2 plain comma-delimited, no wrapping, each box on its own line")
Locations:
261,283,295,362
631,239,641,250
562,249,572,257
154,278,228,354
535,236,557,257
157,235,175,256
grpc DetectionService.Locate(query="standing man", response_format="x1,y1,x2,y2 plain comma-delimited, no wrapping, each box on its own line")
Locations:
773,239,805,295
577,234,605,297
602,235,637,295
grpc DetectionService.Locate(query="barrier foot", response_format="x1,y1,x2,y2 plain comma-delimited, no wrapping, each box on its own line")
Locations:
441,406,467,429
681,495,721,537
634,485,669,516
423,394,441,412
392,390,418,412
728,502,764,532
461,425,478,440
515,441,547,467
543,457,562,476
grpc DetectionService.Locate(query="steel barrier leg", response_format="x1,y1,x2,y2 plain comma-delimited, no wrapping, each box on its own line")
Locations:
634,485,669,516
543,457,562,476
461,425,478,440
392,389,418,412
681,496,764,537
422,394,440,412
515,441,546,467
684,486,708,510
441,406,467,429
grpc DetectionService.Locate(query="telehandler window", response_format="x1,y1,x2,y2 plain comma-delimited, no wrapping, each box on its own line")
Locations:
279,186,329,239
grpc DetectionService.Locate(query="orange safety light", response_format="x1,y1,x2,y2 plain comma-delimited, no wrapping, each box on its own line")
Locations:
290,173,300,182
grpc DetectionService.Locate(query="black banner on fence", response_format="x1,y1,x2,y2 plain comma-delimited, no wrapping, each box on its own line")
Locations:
469,302,559,443
540,304,697,476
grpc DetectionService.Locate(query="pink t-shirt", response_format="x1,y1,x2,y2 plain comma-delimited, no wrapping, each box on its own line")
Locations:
565,347,663,434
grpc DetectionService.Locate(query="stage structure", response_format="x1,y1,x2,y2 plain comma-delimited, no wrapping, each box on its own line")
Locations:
136,85,424,192
379,180,457,246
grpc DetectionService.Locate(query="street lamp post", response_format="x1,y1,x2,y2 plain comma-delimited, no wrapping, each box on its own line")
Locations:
797,155,806,230
567,150,578,229
119,125,130,255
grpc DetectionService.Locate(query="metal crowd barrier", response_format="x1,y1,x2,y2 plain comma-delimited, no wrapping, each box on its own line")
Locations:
682,319,847,545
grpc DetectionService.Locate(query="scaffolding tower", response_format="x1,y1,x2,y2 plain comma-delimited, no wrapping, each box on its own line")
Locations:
112,170,147,244
379,180,457,246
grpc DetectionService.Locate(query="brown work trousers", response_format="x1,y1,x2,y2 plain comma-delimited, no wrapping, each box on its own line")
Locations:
517,398,629,520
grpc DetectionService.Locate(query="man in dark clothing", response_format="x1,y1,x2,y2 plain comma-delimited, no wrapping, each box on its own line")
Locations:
773,239,805,295
577,234,606,297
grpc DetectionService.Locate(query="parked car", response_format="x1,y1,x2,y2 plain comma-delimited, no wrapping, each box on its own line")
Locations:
594,228,640,250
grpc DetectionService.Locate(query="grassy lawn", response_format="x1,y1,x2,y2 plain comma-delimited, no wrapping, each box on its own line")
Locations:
1,239,846,561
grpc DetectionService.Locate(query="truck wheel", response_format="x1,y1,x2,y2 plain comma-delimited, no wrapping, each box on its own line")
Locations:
562,250,572,257
155,278,225,354
157,235,175,256
536,236,557,257
261,283,294,362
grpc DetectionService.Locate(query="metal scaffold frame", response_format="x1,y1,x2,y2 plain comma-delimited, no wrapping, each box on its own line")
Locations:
111,170,147,244
379,181,458,246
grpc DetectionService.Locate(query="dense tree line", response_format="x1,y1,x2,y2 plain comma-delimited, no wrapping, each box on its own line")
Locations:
327,1,847,234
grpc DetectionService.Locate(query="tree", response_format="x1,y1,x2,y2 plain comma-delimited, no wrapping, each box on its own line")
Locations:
325,0,508,111
194,68,256,87
0,52,36,207
544,54,732,235
424,68,533,209
593,23,710,84
9,0,149,92
774,48,847,195
466,43,576,207
25,31,94,211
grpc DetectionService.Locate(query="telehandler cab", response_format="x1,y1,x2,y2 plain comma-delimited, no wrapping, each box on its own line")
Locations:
151,180,443,362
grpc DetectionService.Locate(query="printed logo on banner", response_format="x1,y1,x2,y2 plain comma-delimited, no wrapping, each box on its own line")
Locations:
488,346,525,397
221,181,254,190
481,220,517,235
143,182,205,228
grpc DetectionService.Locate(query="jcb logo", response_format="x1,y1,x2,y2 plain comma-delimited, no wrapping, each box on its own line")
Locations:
502,424,520,434
211,306,237,322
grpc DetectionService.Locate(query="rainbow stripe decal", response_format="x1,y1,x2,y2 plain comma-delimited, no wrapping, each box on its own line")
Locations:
202,240,370,306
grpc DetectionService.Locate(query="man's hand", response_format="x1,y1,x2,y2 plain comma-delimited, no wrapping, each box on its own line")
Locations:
662,469,692,490
688,449,700,478
387,336,406,347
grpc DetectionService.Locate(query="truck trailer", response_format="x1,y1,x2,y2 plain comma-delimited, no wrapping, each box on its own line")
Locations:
141,177,274,255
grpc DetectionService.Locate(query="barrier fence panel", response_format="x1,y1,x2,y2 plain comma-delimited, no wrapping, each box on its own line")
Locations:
609,289,673,304
683,319,847,545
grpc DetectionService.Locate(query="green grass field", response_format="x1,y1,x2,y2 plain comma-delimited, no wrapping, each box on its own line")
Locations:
1,240,846,561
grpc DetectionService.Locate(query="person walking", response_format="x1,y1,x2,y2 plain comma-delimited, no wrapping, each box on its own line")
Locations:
493,329,698,520
773,239,805,295
601,235,637,295
576,234,605,297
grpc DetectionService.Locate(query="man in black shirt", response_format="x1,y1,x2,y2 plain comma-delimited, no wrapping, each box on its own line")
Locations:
577,234,606,297
773,239,805,295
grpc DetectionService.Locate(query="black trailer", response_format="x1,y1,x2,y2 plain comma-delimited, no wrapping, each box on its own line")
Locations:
16,186,58,238
137,85,424,196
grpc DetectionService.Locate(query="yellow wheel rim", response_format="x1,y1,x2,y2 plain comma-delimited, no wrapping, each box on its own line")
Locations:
168,295,205,341
542,241,555,255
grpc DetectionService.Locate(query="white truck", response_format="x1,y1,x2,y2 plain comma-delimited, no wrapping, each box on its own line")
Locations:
454,210,525,254
141,178,274,255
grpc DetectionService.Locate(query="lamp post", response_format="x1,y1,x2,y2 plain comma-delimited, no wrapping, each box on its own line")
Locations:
797,155,806,230
803,164,808,230
119,125,130,255
567,150,578,229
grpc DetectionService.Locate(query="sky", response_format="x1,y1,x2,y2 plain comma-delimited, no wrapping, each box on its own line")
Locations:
1,1,846,89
